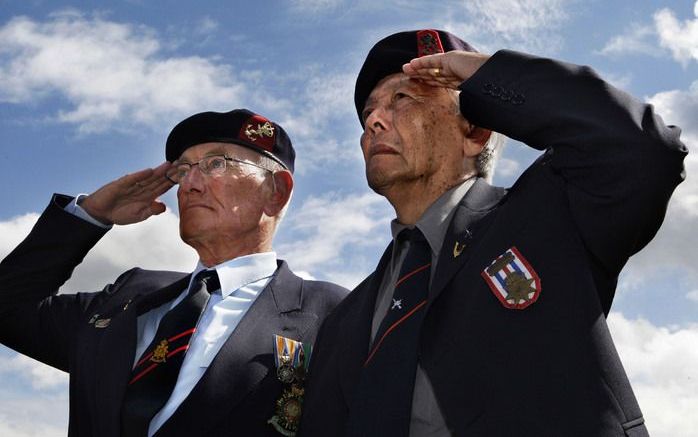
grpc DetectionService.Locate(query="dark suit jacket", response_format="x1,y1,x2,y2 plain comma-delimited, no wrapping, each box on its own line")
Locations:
300,50,687,436
0,194,348,437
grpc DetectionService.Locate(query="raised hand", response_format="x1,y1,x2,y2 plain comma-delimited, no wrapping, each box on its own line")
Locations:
79,162,174,226
402,51,491,90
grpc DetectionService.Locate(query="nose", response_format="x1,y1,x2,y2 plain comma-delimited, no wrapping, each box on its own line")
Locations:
179,164,205,193
364,105,390,135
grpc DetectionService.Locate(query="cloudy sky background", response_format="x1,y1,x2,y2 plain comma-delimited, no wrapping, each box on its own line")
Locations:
0,1,696,435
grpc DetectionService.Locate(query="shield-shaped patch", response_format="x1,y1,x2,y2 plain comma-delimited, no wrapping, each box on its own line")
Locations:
481,247,541,310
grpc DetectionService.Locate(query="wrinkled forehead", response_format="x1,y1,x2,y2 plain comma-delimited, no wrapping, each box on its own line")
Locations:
365,73,409,104
366,74,433,103
177,142,261,162
364,73,451,110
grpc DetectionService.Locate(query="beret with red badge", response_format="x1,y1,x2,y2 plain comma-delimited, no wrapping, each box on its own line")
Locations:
166,108,295,173
354,29,478,127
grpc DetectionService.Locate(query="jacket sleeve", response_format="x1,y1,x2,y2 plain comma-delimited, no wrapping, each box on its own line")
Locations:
459,49,688,278
0,194,110,371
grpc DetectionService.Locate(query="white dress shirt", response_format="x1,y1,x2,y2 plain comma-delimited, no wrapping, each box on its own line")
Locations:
64,195,277,436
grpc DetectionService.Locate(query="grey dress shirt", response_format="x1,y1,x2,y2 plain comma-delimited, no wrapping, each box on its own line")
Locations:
371,178,475,437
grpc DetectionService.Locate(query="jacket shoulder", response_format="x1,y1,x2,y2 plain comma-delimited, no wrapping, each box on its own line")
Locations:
106,267,187,295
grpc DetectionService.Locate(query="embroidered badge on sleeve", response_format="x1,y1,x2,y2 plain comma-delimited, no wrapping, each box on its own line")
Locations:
481,247,542,310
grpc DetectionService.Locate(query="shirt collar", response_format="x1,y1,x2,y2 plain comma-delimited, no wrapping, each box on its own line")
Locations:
190,252,278,297
390,177,475,256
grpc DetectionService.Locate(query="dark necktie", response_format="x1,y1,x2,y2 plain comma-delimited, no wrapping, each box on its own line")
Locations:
346,228,432,437
120,269,220,437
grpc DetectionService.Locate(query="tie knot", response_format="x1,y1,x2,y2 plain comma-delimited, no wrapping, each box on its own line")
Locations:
192,269,220,294
398,227,427,246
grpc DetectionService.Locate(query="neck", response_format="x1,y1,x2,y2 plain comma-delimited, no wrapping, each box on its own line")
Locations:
187,227,275,268
384,173,474,226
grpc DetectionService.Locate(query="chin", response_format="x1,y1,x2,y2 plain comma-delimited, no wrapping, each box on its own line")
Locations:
366,175,393,196
179,219,212,245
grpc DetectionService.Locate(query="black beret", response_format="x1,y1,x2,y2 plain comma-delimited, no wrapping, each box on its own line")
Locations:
354,29,478,127
165,108,295,173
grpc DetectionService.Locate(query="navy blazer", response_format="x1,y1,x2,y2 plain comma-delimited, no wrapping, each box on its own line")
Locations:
0,194,348,437
300,50,687,437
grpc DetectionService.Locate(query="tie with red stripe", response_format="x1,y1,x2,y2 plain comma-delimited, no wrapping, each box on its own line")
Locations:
120,269,219,437
346,228,431,437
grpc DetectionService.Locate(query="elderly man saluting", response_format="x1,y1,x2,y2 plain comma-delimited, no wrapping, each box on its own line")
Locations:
0,108,347,437
300,30,687,437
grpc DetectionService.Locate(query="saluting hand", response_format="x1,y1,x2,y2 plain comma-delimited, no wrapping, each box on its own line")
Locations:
79,162,174,226
402,50,491,90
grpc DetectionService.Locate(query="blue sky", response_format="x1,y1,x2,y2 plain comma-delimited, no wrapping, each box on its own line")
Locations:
1,1,697,435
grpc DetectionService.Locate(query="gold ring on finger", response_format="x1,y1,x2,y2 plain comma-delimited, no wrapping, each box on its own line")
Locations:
430,68,441,77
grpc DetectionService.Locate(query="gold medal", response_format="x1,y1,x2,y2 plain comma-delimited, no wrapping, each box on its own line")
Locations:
267,385,304,436
277,355,296,384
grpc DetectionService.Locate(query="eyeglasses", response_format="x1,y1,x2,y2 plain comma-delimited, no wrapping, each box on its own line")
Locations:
165,154,271,184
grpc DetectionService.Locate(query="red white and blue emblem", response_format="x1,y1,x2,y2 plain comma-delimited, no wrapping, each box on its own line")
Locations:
481,247,541,310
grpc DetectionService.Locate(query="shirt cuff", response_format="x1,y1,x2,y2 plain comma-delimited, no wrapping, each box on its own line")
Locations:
64,194,113,229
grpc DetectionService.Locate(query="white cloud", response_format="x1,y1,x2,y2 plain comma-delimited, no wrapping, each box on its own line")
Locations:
648,82,698,223
608,312,698,437
445,0,569,54
464,0,567,36
686,289,698,303
0,209,197,294
599,2,698,66
0,354,68,390
278,191,393,288
655,2,698,66
0,392,67,437
597,70,633,90
617,79,698,289
196,16,219,35
493,156,520,179
0,11,244,133
64,209,198,292
0,212,40,255
278,70,362,171
289,0,343,13
0,422,65,437
598,24,662,57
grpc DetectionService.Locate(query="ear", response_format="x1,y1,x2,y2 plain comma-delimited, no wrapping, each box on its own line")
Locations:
459,118,491,158
263,170,294,217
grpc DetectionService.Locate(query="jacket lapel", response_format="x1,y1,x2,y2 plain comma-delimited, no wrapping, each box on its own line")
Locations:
93,274,191,435
429,179,506,303
155,261,316,436
338,243,394,406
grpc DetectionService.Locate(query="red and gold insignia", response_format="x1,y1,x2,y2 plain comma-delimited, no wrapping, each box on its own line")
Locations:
481,247,542,310
417,29,444,57
151,339,169,363
240,114,275,151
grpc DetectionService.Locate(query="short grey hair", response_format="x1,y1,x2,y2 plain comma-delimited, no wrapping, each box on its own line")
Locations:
448,89,505,182
475,131,505,182
254,154,293,222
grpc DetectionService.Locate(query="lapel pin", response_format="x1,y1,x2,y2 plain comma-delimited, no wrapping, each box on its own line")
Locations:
122,298,133,311
453,229,473,258
94,318,111,328
453,241,466,258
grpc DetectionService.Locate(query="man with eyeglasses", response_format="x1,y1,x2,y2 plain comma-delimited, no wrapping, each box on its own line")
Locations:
0,108,348,437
